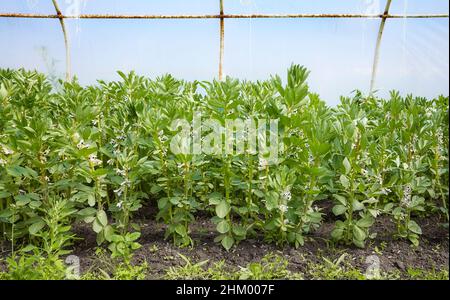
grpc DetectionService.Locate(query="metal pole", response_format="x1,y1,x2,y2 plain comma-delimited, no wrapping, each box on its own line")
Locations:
370,0,392,95
0,13,447,19
219,0,225,80
51,0,71,82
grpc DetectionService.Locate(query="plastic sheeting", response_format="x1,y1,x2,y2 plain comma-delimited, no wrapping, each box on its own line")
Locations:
0,0,448,105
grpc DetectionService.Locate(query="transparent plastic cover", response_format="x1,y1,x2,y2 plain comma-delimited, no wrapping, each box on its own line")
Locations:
0,0,448,105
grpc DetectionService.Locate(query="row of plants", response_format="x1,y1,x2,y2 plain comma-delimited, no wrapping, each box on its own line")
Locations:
0,66,448,265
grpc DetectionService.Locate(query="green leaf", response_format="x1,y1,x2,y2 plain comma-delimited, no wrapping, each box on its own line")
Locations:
78,207,96,217
84,216,95,223
353,225,366,241
353,238,365,248
216,220,230,234
265,191,279,211
87,194,96,207
356,216,375,228
103,225,114,242
29,221,46,235
408,235,419,247
331,227,344,240
158,198,169,210
221,235,234,251
6,166,27,177
150,185,162,194
131,242,141,250
209,197,222,205
15,195,31,206
253,189,265,198
0,191,11,199
110,234,123,243
352,200,365,211
232,225,246,237
332,205,347,216
0,83,7,100
127,232,141,241
383,203,394,213
93,219,103,233
333,194,347,205
175,224,187,237
169,197,181,205
339,175,350,189
0,209,12,218
97,210,108,227
24,167,38,178
21,244,37,253
343,157,351,175
407,220,422,235
216,200,230,219
295,233,305,247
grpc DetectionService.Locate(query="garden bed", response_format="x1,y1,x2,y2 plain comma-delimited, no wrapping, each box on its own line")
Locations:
65,211,448,280
0,67,448,280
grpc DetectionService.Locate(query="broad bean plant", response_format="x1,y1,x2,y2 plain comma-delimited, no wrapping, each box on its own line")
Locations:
0,66,448,257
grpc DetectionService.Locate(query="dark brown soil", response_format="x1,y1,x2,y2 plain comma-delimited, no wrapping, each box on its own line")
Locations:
67,213,449,279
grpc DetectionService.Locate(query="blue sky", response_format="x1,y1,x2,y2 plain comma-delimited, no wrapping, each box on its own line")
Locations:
0,0,448,105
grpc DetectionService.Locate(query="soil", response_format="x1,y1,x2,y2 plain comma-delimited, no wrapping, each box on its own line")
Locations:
67,209,449,279
0,201,448,279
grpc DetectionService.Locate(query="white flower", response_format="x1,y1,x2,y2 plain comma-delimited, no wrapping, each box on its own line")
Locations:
380,188,391,195
279,204,288,213
107,159,114,165
298,129,305,139
376,175,383,185
116,201,123,209
2,146,14,155
259,158,268,169
368,197,377,203
113,188,123,197
361,169,369,176
0,158,6,166
73,132,81,141
401,185,412,207
44,176,50,182
116,168,126,176
281,189,292,202
121,179,131,187
283,219,289,225
437,129,444,154
77,139,89,149
158,130,168,143
88,154,102,166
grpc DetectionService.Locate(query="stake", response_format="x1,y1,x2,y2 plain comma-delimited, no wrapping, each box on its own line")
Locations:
219,0,225,81
51,0,71,82
370,0,392,95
